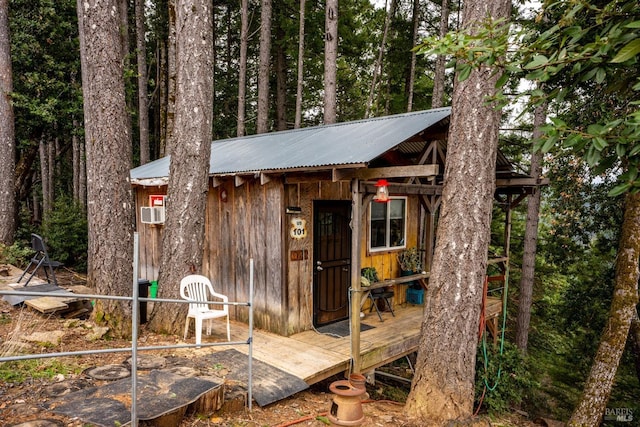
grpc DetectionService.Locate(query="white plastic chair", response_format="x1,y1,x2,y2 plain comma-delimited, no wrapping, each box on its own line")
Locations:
180,274,230,345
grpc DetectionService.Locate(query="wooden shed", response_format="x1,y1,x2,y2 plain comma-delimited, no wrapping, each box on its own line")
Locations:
130,107,542,337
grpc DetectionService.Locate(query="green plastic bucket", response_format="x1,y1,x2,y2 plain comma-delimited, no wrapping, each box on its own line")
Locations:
149,281,158,299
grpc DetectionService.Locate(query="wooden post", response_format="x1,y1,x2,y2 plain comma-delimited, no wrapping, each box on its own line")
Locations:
504,194,512,261
350,178,362,373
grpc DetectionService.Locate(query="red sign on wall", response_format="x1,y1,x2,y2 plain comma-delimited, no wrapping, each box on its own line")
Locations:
149,195,166,207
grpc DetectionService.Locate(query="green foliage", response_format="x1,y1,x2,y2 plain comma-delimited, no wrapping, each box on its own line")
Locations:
42,197,87,271
416,0,640,194
396,247,422,272
0,240,33,268
361,267,379,283
475,340,538,416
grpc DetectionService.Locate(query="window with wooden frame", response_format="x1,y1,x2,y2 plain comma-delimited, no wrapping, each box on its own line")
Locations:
369,197,407,252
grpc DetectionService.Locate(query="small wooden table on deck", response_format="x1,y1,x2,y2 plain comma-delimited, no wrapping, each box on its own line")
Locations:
360,272,429,321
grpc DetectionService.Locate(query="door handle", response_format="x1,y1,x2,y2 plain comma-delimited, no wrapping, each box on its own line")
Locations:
317,266,323,271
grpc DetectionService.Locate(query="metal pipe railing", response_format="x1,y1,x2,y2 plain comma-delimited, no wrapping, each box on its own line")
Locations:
0,238,254,426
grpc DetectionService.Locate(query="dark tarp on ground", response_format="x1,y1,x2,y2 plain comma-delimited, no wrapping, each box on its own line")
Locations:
50,370,221,426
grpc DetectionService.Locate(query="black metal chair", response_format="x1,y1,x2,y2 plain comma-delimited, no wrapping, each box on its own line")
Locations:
368,288,395,322
17,234,62,286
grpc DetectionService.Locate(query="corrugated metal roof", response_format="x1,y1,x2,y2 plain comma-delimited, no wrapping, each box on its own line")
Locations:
130,108,451,181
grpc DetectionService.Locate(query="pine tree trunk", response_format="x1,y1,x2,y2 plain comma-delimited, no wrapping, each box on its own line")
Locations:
569,192,640,426
79,134,87,210
166,0,177,154
73,128,80,202
158,40,168,157
431,0,449,109
256,0,272,134
323,0,338,124
405,0,511,424
39,138,51,217
294,0,306,129
406,0,419,112
76,0,135,338
149,0,213,335
0,0,16,245
135,0,150,165
365,0,390,118
516,100,547,353
237,0,248,136
275,21,287,131
48,137,55,206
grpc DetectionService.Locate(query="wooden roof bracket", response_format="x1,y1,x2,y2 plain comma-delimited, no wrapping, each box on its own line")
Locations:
260,172,272,185
338,164,439,181
212,176,224,188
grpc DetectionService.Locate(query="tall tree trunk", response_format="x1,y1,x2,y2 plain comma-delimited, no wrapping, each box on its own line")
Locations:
405,0,511,424
365,0,391,118
79,131,87,210
72,117,87,210
516,99,547,353
0,0,16,245
149,0,213,334
569,192,640,426
256,0,272,134
73,126,80,202
294,0,306,129
275,23,287,131
38,137,52,217
77,0,135,338
48,137,55,206
237,0,248,137
323,0,338,124
135,0,150,165
158,40,168,157
406,0,419,112
117,0,129,67
431,0,449,109
165,0,177,154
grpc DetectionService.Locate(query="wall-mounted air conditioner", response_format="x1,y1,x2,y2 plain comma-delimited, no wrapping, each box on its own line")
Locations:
140,206,165,224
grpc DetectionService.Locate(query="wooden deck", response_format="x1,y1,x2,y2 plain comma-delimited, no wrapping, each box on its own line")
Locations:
223,303,424,385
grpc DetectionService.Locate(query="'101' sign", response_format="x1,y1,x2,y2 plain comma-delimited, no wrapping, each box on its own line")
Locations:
290,218,307,239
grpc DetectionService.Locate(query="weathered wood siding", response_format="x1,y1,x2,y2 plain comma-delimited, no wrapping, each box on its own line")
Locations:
135,179,286,335
204,179,285,334
135,186,166,282
135,179,424,336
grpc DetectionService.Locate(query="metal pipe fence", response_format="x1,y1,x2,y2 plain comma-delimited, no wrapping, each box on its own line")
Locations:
0,234,254,426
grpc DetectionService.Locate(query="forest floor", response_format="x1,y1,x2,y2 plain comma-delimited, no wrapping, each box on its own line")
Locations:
0,268,549,427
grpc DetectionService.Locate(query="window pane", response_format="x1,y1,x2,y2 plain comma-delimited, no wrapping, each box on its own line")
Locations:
389,199,405,219
370,202,386,221
390,199,405,247
370,203,387,248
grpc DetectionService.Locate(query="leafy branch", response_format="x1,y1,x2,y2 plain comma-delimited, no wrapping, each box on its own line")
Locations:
415,0,640,195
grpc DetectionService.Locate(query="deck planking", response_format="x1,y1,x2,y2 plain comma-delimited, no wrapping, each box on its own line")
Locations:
216,303,425,386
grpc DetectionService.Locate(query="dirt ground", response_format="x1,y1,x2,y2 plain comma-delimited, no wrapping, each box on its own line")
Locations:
0,267,542,427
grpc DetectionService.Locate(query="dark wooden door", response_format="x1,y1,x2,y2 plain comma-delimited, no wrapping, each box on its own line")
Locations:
313,201,352,326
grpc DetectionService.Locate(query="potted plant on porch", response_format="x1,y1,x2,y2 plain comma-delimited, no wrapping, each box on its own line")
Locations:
397,247,424,304
397,247,422,275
